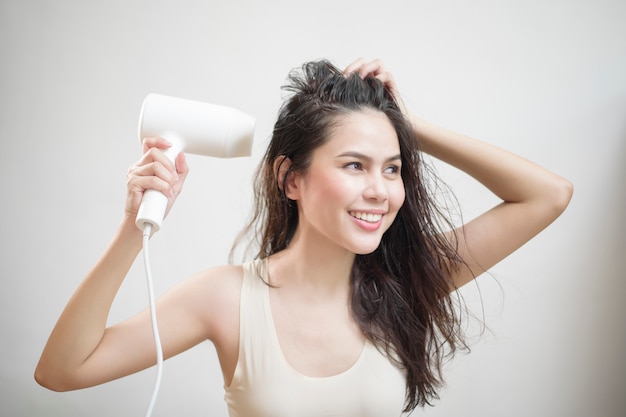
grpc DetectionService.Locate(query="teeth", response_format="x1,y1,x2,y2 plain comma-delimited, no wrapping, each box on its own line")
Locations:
350,211,382,223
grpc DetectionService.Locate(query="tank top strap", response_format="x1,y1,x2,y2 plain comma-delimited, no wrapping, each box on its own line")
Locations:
233,258,277,378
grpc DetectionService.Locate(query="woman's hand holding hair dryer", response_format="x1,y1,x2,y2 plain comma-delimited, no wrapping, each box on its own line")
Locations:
125,137,189,226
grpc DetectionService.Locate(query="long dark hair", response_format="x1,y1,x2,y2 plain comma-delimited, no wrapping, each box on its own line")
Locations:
235,60,468,412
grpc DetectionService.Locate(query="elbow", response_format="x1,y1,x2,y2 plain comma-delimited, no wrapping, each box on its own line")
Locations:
542,176,573,222
34,370,58,392
552,176,574,215
34,362,75,392
34,369,63,392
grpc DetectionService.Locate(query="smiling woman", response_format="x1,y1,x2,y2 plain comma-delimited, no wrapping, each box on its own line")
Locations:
35,58,572,417
282,110,406,255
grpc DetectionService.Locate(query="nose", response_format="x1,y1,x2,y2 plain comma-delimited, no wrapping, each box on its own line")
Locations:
363,172,388,201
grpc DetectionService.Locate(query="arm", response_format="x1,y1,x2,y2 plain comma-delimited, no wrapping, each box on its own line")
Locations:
411,116,573,288
345,58,573,288
34,138,207,390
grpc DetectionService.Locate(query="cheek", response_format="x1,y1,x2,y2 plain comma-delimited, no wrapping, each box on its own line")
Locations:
384,183,405,233
392,181,406,211
301,170,349,206
315,172,351,198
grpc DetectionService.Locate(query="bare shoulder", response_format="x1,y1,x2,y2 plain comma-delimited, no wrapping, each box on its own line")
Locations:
189,264,243,336
186,264,243,381
193,263,244,293
161,263,242,344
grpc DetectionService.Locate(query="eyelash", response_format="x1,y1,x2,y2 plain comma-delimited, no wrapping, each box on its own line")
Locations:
344,162,401,174
345,162,363,170
385,165,400,174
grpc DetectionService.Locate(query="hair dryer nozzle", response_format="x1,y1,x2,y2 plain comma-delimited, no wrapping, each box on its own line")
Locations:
135,93,255,232
138,93,255,157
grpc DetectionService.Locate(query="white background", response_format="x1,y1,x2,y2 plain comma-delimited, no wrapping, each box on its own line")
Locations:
1,0,624,416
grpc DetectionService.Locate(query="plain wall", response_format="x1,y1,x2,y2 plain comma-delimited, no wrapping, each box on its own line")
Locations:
1,0,624,416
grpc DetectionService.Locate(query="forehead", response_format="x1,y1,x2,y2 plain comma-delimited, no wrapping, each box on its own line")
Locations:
322,110,400,154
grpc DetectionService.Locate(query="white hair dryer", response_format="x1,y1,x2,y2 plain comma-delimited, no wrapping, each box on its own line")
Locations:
135,93,255,233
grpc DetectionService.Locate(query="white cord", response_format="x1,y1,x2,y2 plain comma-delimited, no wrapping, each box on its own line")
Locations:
142,223,163,417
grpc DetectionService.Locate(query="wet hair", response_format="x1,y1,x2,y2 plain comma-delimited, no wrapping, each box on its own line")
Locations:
235,60,468,411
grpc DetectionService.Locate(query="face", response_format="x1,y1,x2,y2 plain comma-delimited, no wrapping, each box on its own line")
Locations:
287,110,406,255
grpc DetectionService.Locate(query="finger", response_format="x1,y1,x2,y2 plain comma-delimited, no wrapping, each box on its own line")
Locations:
169,153,188,196
344,58,392,83
343,57,368,76
131,158,179,186
345,58,386,79
355,59,407,113
373,70,396,88
126,172,175,221
174,151,189,178
347,58,397,91
139,146,178,176
128,153,180,199
129,171,175,197
141,137,172,155
357,58,387,79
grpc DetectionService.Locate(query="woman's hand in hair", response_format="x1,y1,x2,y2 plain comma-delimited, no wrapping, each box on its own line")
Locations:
125,137,189,221
343,58,408,115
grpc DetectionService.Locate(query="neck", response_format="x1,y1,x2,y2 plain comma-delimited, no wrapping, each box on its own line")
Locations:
269,229,356,299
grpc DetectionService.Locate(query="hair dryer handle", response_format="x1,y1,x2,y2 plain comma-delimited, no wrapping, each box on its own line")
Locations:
135,136,184,233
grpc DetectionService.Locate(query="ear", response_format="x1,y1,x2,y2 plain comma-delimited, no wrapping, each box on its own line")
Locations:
273,155,300,200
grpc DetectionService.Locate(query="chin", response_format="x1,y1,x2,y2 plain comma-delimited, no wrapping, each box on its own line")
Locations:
349,240,383,256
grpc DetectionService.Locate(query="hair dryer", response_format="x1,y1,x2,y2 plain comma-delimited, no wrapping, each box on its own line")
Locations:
135,93,255,233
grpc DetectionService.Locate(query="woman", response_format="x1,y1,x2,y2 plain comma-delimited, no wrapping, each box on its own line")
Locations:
35,58,573,416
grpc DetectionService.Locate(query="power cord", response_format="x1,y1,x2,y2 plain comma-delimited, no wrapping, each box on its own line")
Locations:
141,223,163,417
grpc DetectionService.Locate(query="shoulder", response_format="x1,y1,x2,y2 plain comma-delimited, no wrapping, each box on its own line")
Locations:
195,263,245,293
176,263,244,341
199,263,244,309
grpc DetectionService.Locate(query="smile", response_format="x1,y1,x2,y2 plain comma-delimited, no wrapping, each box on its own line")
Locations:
349,211,383,223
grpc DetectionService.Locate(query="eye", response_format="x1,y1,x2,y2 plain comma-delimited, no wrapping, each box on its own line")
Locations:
344,161,363,170
384,164,401,175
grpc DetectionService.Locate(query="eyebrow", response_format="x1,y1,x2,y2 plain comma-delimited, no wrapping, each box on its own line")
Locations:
335,151,402,163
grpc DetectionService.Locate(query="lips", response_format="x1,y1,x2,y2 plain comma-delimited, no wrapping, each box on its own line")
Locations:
349,211,383,223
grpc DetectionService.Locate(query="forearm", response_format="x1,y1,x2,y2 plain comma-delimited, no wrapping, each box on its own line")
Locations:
35,217,144,388
410,115,572,206
409,114,573,286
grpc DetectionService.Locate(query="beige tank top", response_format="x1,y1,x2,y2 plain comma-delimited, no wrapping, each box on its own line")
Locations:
224,259,408,417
